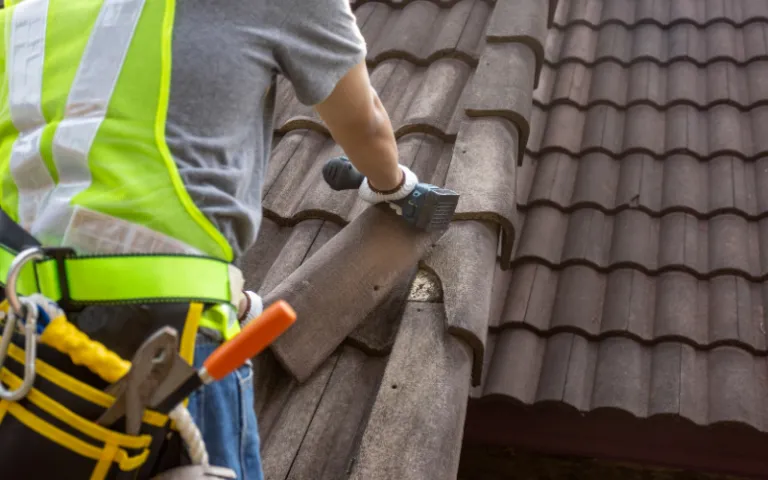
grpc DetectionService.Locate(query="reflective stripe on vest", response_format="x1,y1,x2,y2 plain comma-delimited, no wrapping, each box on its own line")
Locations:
7,0,55,231
31,0,146,244
0,0,232,261
0,0,239,339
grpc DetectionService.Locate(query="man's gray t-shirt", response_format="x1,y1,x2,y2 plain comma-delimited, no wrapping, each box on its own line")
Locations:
166,0,366,260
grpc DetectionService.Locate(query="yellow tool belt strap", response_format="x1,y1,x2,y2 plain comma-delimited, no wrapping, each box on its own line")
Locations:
0,245,242,308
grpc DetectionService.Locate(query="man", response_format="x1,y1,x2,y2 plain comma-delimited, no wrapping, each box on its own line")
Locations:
0,0,420,477
170,0,422,477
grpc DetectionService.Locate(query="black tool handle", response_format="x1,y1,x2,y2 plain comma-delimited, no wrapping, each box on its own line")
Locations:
155,375,201,414
322,156,365,191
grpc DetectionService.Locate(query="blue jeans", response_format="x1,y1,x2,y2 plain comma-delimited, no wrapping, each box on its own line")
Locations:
186,336,264,480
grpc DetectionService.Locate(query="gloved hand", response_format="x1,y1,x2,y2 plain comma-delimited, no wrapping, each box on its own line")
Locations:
357,164,419,205
237,290,263,326
322,155,459,232
322,155,419,204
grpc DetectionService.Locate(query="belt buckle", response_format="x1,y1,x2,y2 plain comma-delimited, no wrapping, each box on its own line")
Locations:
38,246,77,311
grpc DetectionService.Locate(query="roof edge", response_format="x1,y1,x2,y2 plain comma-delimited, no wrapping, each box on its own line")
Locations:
464,400,768,479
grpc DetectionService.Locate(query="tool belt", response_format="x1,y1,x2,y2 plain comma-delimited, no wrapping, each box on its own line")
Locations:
0,209,242,479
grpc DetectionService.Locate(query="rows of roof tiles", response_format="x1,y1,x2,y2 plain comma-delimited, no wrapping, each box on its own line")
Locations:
474,330,768,430
498,263,768,352
534,61,768,109
513,206,768,279
246,216,475,479
545,22,768,66
274,62,471,141
275,0,541,151
516,152,768,218
527,104,768,159
245,216,413,477
470,0,768,437
251,0,556,475
352,0,490,64
270,0,550,277
555,0,768,27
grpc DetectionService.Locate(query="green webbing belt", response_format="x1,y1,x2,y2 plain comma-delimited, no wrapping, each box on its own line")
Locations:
0,245,236,306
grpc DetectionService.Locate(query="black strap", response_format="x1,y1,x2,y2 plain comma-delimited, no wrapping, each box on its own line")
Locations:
0,208,39,252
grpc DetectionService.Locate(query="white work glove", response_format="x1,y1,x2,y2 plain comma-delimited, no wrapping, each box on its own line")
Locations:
358,164,419,204
238,290,263,326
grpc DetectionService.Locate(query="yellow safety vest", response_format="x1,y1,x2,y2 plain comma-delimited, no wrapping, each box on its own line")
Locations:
0,0,241,339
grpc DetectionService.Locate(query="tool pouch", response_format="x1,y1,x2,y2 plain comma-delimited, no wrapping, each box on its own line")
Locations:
0,301,203,480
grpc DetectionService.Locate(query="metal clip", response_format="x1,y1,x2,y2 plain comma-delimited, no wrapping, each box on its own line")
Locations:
0,247,43,401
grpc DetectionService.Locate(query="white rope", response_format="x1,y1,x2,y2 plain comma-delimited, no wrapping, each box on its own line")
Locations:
169,404,209,466
25,293,64,324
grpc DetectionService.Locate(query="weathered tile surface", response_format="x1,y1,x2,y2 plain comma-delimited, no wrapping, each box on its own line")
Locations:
250,0,768,476
469,0,768,455
246,0,553,478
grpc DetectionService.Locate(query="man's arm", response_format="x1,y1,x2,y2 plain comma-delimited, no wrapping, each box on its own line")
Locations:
273,0,405,194
314,61,402,192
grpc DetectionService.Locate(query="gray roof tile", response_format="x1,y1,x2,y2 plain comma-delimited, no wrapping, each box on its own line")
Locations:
475,331,768,430
254,0,768,475
473,2,768,465
249,0,553,477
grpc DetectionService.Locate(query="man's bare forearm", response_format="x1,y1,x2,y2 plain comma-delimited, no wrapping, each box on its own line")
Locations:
315,61,404,192
325,92,402,191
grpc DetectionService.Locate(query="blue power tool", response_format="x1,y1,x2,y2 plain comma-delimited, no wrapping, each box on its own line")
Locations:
322,156,459,232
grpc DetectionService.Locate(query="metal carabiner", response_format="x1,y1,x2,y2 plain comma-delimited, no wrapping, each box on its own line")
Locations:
0,247,44,401
5,247,44,319
0,297,38,401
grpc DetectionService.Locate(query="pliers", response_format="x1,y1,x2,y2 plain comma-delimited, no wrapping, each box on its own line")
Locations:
97,327,178,435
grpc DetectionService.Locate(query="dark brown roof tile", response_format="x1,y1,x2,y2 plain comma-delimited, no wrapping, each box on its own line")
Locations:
444,118,518,254
545,22,768,66
258,346,389,480
253,0,563,476
521,152,624,212
237,218,297,292
477,331,768,429
366,1,447,61
424,220,498,384
528,104,768,158
496,263,768,352
463,0,768,474
276,58,472,137
513,205,768,278
485,0,548,86
350,302,472,480
276,347,388,480
355,0,490,65
463,42,534,161
262,206,440,382
347,265,414,355
263,130,343,221
534,60,768,109
395,59,472,135
258,0,553,388
557,0,768,28
434,0,490,58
